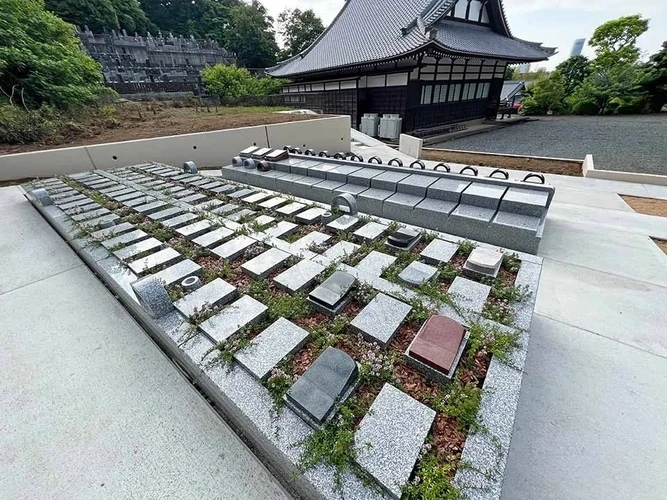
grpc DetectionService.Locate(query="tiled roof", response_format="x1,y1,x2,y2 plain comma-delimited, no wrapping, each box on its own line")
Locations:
268,0,554,78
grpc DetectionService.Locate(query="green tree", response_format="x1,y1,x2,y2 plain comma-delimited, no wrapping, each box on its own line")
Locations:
520,71,568,115
504,66,517,80
0,0,106,108
277,8,324,59
140,0,209,37
201,64,254,99
589,15,649,68
224,1,278,68
641,42,667,112
45,0,119,32
556,55,592,95
111,0,155,34
568,64,645,114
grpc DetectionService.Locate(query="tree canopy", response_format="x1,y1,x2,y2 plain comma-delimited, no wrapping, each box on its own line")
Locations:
556,55,592,96
201,64,284,99
277,8,325,59
589,15,649,68
0,0,106,109
45,0,155,34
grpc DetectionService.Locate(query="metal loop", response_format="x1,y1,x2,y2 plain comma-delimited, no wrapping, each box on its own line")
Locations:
318,150,330,157
459,166,479,176
350,154,364,162
388,158,403,167
333,152,346,159
523,173,546,184
488,168,509,180
305,148,316,156
282,145,291,151
434,163,450,172
410,160,426,170
291,147,302,154
368,156,383,164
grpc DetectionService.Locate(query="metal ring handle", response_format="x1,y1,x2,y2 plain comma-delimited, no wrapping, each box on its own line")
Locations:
434,163,450,172
291,147,302,154
523,173,546,184
350,154,364,162
410,160,426,170
388,158,403,167
459,166,479,176
368,156,383,165
488,169,509,180
333,152,346,159
318,150,330,157
282,145,291,151
304,148,316,156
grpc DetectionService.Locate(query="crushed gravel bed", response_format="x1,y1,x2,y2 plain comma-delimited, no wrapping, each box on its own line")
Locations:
431,115,667,175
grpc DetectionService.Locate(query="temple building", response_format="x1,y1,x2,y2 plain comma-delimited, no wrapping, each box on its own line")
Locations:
268,0,555,135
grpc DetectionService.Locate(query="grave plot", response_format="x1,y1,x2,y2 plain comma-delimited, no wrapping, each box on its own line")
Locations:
23,159,544,500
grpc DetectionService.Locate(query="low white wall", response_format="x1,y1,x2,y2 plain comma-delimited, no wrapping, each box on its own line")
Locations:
583,154,667,186
0,115,351,181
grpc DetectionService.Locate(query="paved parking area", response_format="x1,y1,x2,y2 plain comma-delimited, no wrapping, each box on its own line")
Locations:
432,115,667,175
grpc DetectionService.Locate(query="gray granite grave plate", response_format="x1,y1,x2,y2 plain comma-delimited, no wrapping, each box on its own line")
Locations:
448,276,491,314
355,251,396,277
241,248,290,278
113,237,163,260
199,295,268,343
128,247,182,275
152,259,201,286
349,293,412,346
274,259,324,293
192,226,234,248
174,278,237,318
398,261,439,286
420,239,459,265
463,247,504,278
353,222,388,242
211,235,256,261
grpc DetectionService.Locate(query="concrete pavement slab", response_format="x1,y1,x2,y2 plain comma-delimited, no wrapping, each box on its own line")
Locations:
502,315,667,500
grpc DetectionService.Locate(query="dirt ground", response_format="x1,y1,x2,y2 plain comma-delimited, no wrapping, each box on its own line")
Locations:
0,103,319,155
422,148,583,176
620,195,667,217
653,239,667,255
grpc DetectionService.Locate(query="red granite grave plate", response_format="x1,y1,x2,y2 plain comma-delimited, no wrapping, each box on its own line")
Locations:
408,316,465,374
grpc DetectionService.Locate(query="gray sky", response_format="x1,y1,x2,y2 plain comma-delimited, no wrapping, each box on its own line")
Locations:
264,0,666,69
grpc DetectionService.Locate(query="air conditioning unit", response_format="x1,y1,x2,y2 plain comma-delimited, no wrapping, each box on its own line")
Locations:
379,114,402,140
360,113,380,137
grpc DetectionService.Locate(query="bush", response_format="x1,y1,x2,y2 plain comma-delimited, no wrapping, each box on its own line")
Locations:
571,99,600,115
519,71,568,115
0,105,58,144
201,64,288,100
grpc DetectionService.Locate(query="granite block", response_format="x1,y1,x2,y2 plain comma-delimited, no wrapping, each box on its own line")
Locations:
211,184,237,194
355,251,396,276
90,222,134,239
274,259,325,293
235,318,310,380
369,171,409,192
295,207,327,224
152,259,202,286
398,261,439,286
334,183,369,197
420,239,459,265
251,215,275,228
260,221,297,239
148,207,184,221
174,278,237,317
71,207,110,221
461,182,507,210
113,237,163,260
135,200,169,215
413,198,458,231
162,212,199,229
80,214,120,230
241,248,291,278
427,178,471,202
128,247,182,275
499,187,549,217
211,235,256,261
354,384,436,499
357,188,394,215
354,222,388,242
124,196,156,208
259,197,288,210
228,188,257,199
176,220,213,239
327,215,360,233
448,276,491,314
347,167,384,187
243,192,272,204
396,174,438,196
180,193,208,204
114,191,145,202
212,203,240,215
349,293,412,346
323,241,359,261
192,199,224,211
289,232,331,254
226,209,256,222
131,276,175,319
199,295,268,343
192,226,234,248
382,193,424,222
464,247,504,278
101,229,148,249
487,211,542,254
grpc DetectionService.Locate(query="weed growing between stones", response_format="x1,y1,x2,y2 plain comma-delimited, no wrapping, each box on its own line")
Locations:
402,453,460,500
465,323,520,367
266,365,295,410
167,284,185,301
266,293,311,322
189,302,222,325
137,220,175,241
216,332,253,367
169,236,208,260
502,252,521,273
456,240,477,257
350,282,378,306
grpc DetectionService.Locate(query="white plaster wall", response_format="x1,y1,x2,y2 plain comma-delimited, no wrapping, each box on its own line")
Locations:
0,147,95,181
265,115,351,154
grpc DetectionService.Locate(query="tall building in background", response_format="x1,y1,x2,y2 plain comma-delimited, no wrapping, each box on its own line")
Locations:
570,38,586,57
518,63,531,73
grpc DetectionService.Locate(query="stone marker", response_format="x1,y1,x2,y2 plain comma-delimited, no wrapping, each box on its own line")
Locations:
113,237,162,260
148,207,183,221
354,384,436,499
152,259,201,286
274,259,325,293
355,251,396,277
192,226,234,248
327,214,360,233
406,315,467,379
386,227,421,251
241,248,290,278
101,229,148,249
90,222,134,240
276,201,306,215
180,193,208,204
176,220,213,239
30,188,53,206
199,295,268,343
286,347,358,427
235,318,310,381
212,203,239,215
128,247,182,275
323,241,359,261
420,239,458,265
308,271,356,316
463,247,504,278
211,235,256,261
353,221,387,242
350,293,412,346
398,261,439,286
289,232,331,254
448,276,491,313
174,278,237,318
131,276,174,318
226,209,256,222
243,192,272,204
259,197,288,210
134,200,168,215
296,207,327,224
162,212,199,229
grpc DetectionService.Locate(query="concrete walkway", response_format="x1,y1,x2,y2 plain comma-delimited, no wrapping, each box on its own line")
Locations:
0,187,291,500
351,137,667,500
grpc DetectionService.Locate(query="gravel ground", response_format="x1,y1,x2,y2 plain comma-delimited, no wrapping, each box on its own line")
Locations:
433,115,667,175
